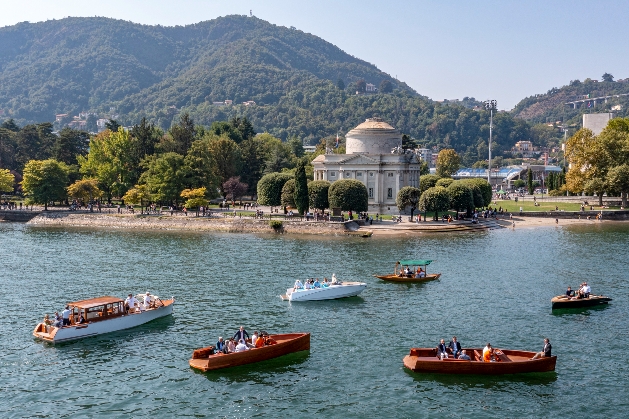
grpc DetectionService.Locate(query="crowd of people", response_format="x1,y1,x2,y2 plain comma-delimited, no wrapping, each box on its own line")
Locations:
566,283,591,299
398,266,425,278
435,337,552,362
293,274,340,291
212,326,277,355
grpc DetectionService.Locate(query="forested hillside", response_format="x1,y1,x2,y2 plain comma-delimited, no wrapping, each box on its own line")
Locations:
1,15,541,163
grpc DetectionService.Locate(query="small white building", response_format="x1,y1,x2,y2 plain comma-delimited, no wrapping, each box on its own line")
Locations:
312,118,422,214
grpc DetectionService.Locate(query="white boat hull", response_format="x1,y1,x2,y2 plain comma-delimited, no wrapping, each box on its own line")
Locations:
33,300,174,343
282,282,366,301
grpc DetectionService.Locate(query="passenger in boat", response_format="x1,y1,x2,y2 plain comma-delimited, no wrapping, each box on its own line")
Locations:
437,339,448,359
482,343,493,362
459,350,471,360
314,279,321,288
448,336,461,359
582,282,591,298
125,293,139,313
233,326,250,343
566,287,574,297
263,333,277,345
249,331,259,348
532,338,552,359
61,306,72,326
305,280,312,290
415,267,425,278
322,278,329,287
294,280,303,290
255,334,265,348
53,312,63,328
143,292,153,309
235,339,249,352
42,314,52,326
77,312,87,324
226,338,236,353
215,337,226,354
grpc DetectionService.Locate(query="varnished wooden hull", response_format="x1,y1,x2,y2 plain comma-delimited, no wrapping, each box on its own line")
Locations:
374,273,441,283
189,333,310,372
551,295,612,309
403,347,556,374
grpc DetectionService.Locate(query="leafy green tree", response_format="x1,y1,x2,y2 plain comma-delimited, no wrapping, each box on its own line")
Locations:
78,128,134,203
207,134,242,195
86,114,98,133
356,79,366,94
21,159,69,210
337,79,345,90
419,186,450,220
1,119,20,132
308,180,330,211
436,149,461,178
181,187,208,212
140,152,188,204
67,178,103,211
105,119,121,132
379,80,393,93
435,178,453,188
257,172,293,206
288,137,305,158
0,168,14,192
53,127,89,165
606,164,629,207
460,178,492,207
281,178,296,208
0,128,16,170
238,138,265,196
129,117,162,184
396,186,421,218
419,161,430,176
584,178,606,206
602,73,614,82
184,138,220,195
208,121,243,144
513,179,525,189
169,113,196,155
222,176,248,203
527,167,533,194
447,182,475,214
293,158,309,214
122,184,150,213
229,116,256,142
419,174,440,194
328,179,368,212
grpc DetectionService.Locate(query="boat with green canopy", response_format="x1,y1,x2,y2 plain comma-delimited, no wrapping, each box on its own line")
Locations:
373,260,441,282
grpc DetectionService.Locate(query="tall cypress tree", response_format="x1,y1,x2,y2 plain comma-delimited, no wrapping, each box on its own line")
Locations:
294,158,309,215
527,167,533,195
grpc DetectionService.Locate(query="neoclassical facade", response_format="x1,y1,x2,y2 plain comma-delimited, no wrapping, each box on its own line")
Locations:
312,118,422,214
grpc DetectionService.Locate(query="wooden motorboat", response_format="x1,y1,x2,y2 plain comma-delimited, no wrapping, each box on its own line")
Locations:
551,294,612,309
33,294,175,343
189,333,310,372
373,259,441,282
403,347,556,374
280,279,366,301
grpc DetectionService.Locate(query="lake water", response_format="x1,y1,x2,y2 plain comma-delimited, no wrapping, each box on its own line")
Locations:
1,221,628,418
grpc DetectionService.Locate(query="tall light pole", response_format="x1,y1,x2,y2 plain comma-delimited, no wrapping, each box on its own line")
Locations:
484,100,497,186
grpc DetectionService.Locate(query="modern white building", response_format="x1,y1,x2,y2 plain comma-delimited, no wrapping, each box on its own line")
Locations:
583,112,615,135
311,118,422,214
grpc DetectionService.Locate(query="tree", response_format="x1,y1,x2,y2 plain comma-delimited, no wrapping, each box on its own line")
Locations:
281,178,296,208
67,178,103,210
184,138,220,195
396,186,421,219
169,113,196,155
78,128,134,203
122,185,150,213
447,182,475,214
356,79,366,94
419,174,440,195
419,161,430,176
140,152,187,204
129,117,162,184
436,149,461,178
0,168,14,192
293,158,309,214
337,78,345,90
0,128,16,170
606,164,629,207
53,127,90,165
527,167,534,195
602,73,614,82
257,172,293,206
308,180,330,211
208,121,243,143
328,179,368,212
238,138,265,197
181,187,208,212
583,178,606,206
229,116,256,142
379,80,393,93
222,177,248,203
435,178,454,188
565,128,605,194
419,186,450,220
21,159,69,210
105,119,121,132
207,134,242,195
288,137,305,158
459,178,491,208
513,179,526,189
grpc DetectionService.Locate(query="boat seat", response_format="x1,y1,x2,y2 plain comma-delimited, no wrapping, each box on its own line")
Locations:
474,350,482,362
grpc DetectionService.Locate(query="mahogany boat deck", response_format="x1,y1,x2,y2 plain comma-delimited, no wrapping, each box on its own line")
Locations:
189,333,310,372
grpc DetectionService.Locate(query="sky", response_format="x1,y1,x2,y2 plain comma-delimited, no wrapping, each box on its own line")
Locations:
3,0,629,110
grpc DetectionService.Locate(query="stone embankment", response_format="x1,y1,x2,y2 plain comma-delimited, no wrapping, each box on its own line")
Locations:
23,211,351,235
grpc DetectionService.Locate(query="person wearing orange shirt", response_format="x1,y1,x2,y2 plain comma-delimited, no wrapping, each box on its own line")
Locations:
255,335,265,348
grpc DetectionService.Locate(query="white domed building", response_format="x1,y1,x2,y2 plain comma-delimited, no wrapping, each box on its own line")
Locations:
311,118,422,215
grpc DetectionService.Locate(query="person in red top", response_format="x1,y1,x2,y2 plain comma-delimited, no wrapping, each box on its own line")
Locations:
255,335,265,348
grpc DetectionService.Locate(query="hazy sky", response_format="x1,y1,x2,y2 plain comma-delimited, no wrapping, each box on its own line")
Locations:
3,0,628,110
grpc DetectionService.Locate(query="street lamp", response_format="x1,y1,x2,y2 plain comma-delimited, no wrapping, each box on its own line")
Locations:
484,100,497,186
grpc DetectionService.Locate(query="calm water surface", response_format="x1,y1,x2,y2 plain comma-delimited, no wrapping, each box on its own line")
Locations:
1,222,628,418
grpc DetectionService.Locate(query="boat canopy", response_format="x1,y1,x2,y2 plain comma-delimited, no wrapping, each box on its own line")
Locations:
68,296,124,309
398,260,433,266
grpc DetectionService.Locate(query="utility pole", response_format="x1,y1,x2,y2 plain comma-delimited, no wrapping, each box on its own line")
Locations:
484,100,497,185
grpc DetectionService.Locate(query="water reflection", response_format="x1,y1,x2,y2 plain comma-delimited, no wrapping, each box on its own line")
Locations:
551,304,611,316
405,368,558,388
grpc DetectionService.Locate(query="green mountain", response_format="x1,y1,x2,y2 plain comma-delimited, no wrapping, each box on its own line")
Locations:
512,76,629,126
0,15,536,164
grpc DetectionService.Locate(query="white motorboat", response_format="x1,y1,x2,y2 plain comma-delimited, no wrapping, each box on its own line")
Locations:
280,278,366,302
33,293,175,343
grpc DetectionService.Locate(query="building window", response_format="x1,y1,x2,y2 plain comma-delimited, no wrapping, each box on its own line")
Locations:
388,172,394,177
368,188,373,198
330,172,336,177
357,172,363,177
387,188,393,198
369,172,374,177
345,172,351,178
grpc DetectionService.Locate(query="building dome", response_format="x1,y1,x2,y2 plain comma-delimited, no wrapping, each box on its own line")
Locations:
345,117,402,154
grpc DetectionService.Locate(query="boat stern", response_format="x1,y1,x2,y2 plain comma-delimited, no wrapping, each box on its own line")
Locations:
33,323,58,342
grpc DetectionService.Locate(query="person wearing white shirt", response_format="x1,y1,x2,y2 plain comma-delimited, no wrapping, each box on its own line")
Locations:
583,283,591,298
250,331,259,348
125,294,139,313
61,306,72,326
235,339,249,352
143,292,153,309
